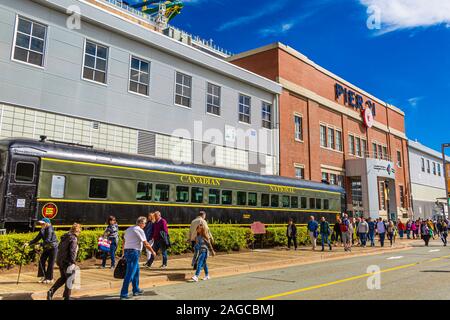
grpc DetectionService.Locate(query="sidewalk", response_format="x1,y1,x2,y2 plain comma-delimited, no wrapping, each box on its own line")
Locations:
0,239,417,300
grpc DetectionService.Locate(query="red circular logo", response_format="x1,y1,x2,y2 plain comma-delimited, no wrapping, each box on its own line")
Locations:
363,108,374,128
42,203,58,219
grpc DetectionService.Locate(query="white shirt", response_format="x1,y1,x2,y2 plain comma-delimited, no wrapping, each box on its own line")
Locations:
377,221,386,233
124,226,146,251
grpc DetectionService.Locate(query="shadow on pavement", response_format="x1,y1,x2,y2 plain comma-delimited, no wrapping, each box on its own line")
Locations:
0,292,34,300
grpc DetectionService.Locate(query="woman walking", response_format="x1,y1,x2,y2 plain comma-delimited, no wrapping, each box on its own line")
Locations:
101,216,119,269
387,221,396,247
25,218,58,284
286,218,298,250
191,224,215,282
405,220,412,239
333,218,342,247
397,220,406,239
421,221,431,247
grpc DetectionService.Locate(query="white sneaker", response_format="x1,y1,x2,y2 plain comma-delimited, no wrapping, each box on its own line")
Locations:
191,275,199,282
160,265,167,269
43,279,54,284
203,276,210,281
38,278,46,283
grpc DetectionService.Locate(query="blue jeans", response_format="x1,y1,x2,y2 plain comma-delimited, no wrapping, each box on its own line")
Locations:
321,234,331,249
102,238,117,267
368,231,375,246
147,240,168,266
359,233,367,246
379,233,386,247
120,249,141,298
399,230,404,238
195,251,209,277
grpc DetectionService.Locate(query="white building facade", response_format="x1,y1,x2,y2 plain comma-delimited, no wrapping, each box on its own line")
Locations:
0,0,282,174
408,140,448,219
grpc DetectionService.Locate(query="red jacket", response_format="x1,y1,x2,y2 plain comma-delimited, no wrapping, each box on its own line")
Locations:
152,218,168,241
398,222,406,231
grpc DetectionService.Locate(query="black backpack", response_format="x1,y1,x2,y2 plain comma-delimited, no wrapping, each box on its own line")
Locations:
114,257,127,279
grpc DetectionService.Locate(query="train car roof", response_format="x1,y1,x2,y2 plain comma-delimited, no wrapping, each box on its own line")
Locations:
0,138,345,194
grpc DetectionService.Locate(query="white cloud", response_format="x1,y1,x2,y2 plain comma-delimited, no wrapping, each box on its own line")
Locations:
360,0,450,32
259,22,295,37
408,96,424,110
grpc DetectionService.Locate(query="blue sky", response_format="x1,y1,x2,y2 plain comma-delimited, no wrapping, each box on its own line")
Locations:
169,0,450,153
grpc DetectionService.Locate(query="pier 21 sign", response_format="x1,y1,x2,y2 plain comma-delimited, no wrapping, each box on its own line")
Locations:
335,83,376,128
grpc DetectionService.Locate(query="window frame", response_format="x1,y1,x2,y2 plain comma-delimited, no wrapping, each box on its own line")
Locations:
176,185,190,203
206,82,221,116
14,161,36,184
88,177,109,199
238,94,251,124
294,114,303,142
261,101,272,129
128,55,151,97
11,15,48,69
208,188,221,205
174,71,193,108
136,181,153,202
81,39,109,85
154,184,170,202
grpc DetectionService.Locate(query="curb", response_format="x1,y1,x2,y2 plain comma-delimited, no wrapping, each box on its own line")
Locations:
31,243,413,300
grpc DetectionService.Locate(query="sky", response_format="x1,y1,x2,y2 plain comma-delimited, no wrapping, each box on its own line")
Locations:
168,0,450,153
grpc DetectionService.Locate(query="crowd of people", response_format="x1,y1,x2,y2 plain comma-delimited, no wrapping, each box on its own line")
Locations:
22,211,449,300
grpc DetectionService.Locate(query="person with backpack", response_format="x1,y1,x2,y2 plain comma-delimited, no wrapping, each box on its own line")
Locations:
25,218,59,284
307,216,319,251
286,218,298,250
341,214,352,252
146,211,169,268
333,218,342,247
421,221,432,246
319,217,332,251
376,218,387,247
357,217,369,247
47,223,81,300
101,216,119,269
191,224,215,282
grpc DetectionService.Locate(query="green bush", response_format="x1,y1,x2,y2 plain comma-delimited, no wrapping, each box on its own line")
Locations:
262,227,310,247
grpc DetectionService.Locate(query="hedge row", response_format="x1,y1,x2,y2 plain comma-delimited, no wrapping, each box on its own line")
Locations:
0,226,310,269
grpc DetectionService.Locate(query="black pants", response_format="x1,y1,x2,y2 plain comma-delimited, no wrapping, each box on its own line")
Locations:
334,231,342,243
423,235,431,246
49,265,72,300
287,236,297,249
441,232,448,246
38,247,57,280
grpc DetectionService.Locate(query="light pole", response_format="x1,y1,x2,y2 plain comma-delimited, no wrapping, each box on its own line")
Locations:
441,143,450,219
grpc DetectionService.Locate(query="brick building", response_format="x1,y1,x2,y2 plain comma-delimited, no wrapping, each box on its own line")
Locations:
229,43,411,220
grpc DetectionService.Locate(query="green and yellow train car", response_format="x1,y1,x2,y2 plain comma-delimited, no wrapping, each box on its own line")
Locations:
0,138,345,230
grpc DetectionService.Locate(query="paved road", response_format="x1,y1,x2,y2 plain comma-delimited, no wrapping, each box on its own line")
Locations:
83,240,450,300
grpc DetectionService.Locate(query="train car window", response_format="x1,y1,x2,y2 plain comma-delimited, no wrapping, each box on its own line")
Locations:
15,162,35,183
324,199,330,210
155,184,170,202
309,198,316,209
176,186,189,203
136,182,152,201
191,187,204,204
282,195,290,208
301,197,308,209
51,175,65,198
291,196,298,208
271,195,279,207
89,178,108,199
221,190,232,205
316,199,322,210
209,189,220,205
237,192,247,206
261,193,270,207
248,193,257,206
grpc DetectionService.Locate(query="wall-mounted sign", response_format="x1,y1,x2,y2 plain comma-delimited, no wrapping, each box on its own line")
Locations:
362,107,374,128
335,83,377,119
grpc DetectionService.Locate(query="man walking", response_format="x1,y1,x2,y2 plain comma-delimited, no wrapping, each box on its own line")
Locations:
120,217,156,300
357,218,369,247
367,217,376,247
376,218,387,247
319,217,332,251
341,214,352,252
146,211,169,268
307,216,319,251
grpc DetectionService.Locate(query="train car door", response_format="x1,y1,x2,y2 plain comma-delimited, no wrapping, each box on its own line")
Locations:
4,155,40,225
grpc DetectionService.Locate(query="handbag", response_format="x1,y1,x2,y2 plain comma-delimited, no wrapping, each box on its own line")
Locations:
98,237,111,252
114,257,127,279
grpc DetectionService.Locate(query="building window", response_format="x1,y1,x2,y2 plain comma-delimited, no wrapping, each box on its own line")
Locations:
328,128,335,150
438,163,442,176
336,130,343,152
351,178,363,208
13,17,47,67
207,83,221,116
330,174,337,185
295,115,303,141
238,94,251,124
378,145,383,160
383,146,388,160
433,162,437,175
373,143,378,159
337,175,344,187
427,160,431,174
295,165,305,179
320,125,327,147
421,158,425,172
322,172,329,183
397,151,402,167
261,102,272,129
83,40,108,84
379,181,386,211
399,185,405,208
175,72,192,107
362,140,367,158
349,135,355,155
356,138,361,157
129,56,150,96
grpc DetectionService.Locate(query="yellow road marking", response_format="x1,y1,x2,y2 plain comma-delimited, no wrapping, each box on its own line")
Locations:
258,254,450,300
